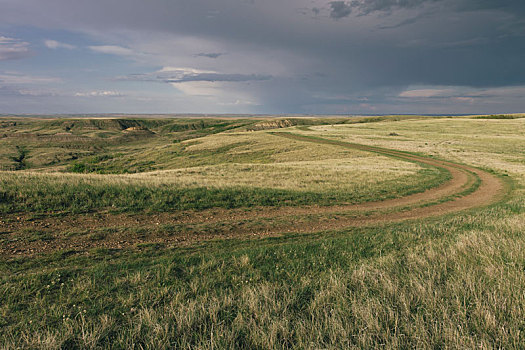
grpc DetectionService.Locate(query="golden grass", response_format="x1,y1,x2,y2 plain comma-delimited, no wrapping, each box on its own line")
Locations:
181,131,371,163
132,157,421,191
298,117,525,182
0,152,424,193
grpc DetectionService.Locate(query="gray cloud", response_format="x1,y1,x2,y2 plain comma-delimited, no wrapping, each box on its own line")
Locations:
325,0,519,20
0,85,62,98
195,52,225,58
0,86,30,97
329,1,352,19
354,0,441,15
0,0,524,113
89,45,135,56
325,0,443,19
165,73,270,83
74,90,124,97
355,0,525,17
121,68,271,84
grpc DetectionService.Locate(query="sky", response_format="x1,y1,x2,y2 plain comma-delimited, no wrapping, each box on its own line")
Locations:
0,0,524,115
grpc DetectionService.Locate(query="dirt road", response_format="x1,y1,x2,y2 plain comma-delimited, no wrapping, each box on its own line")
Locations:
0,133,507,256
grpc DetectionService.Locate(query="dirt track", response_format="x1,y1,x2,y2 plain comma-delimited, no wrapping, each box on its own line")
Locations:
0,133,507,256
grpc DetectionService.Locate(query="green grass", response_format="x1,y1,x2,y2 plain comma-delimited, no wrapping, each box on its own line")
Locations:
0,117,451,215
1,115,524,348
0,165,446,214
0,117,258,171
1,197,524,348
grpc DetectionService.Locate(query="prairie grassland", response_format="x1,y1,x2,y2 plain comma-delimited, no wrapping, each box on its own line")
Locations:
0,159,441,214
0,118,256,172
0,127,445,214
2,199,524,348
301,117,525,179
1,116,524,348
131,156,422,190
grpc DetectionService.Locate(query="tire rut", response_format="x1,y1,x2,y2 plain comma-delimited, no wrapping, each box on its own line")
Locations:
0,133,507,256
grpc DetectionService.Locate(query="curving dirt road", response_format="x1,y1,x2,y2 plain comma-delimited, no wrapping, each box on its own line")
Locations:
0,133,507,256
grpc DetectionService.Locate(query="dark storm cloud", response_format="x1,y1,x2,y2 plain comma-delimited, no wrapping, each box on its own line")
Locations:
452,0,525,14
325,0,442,19
353,0,442,15
0,0,525,113
333,0,525,16
329,2,352,19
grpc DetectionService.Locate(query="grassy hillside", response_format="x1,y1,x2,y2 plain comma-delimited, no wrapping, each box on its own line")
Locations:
0,118,447,214
1,115,523,348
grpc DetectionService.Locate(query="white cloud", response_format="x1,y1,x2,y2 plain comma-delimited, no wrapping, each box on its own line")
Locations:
172,81,221,96
399,88,455,98
44,39,75,49
452,97,474,103
0,71,61,84
160,66,214,74
170,80,261,109
88,45,135,56
74,90,123,97
123,66,271,84
0,36,31,60
16,88,60,97
218,99,257,106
